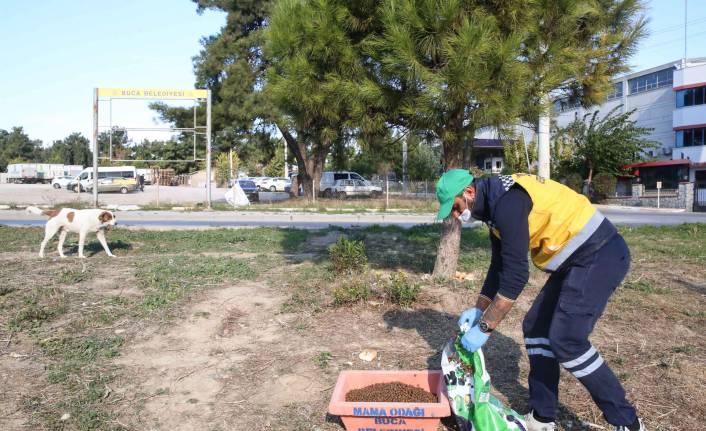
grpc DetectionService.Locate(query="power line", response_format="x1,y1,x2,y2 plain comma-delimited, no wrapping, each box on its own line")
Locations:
649,16,706,36
641,28,706,50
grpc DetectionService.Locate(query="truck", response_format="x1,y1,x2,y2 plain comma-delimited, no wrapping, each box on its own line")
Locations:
5,163,85,184
6,163,64,183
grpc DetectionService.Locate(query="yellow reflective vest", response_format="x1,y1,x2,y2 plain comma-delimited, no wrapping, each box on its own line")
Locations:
491,174,605,271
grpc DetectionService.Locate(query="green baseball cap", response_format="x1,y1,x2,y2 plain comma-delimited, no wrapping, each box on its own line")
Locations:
436,169,474,220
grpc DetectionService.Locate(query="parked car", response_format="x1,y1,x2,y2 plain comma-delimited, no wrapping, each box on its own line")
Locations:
249,177,269,191
320,171,368,197
237,179,259,202
69,166,138,194
88,177,138,194
260,177,291,192
332,179,383,199
51,176,74,189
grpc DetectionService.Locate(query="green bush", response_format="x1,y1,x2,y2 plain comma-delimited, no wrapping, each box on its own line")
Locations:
563,173,583,193
332,278,372,306
329,236,368,274
593,173,617,201
384,271,420,307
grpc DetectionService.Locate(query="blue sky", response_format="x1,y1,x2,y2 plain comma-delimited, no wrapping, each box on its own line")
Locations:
1,0,705,146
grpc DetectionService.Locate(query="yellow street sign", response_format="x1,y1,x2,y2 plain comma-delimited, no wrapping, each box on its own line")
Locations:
97,88,208,99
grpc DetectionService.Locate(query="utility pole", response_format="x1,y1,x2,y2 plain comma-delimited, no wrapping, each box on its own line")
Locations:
402,139,408,194
229,147,234,183
537,95,551,179
684,0,688,62
283,139,288,178
206,90,212,209
92,88,99,207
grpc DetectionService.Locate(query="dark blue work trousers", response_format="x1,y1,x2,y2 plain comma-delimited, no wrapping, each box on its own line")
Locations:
522,233,637,426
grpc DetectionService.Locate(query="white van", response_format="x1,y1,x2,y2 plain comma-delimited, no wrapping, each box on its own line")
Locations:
69,166,138,194
319,171,368,197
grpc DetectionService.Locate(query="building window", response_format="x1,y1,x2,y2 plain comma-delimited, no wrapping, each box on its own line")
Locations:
676,126,706,147
606,82,623,101
676,85,706,108
628,68,673,94
553,98,582,113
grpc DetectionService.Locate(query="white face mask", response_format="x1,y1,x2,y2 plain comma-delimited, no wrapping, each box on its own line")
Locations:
457,193,472,222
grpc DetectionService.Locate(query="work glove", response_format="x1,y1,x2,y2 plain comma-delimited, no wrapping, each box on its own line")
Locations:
457,307,482,331
460,324,489,353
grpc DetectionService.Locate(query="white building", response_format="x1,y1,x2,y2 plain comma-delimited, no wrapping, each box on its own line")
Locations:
553,58,706,191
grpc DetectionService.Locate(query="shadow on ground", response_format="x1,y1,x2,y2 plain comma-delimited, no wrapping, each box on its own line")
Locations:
64,239,133,257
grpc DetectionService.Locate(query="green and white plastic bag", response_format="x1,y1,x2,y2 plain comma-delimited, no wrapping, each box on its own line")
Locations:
441,337,527,431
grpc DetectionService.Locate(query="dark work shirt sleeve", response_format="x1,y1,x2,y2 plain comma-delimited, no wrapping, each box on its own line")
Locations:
493,187,532,300
479,233,502,300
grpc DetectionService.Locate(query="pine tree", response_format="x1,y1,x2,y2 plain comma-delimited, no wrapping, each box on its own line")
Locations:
264,0,379,200
363,0,647,276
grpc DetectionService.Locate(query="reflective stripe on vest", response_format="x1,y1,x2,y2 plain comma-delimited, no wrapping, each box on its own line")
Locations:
543,210,605,271
504,174,599,271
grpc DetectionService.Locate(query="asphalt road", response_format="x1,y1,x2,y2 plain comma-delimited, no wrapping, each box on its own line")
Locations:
1,206,705,230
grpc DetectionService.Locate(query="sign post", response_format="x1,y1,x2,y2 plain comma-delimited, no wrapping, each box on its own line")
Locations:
206,90,212,209
93,87,211,208
92,88,99,207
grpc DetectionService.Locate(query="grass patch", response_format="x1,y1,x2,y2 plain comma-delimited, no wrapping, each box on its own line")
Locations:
280,262,333,313
383,271,421,307
621,224,706,262
622,277,670,294
56,265,94,284
4,288,67,332
136,256,256,314
0,226,310,255
329,236,368,274
314,351,332,369
332,276,372,306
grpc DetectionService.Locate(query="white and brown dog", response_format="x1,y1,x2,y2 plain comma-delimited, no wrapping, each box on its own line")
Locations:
26,206,118,258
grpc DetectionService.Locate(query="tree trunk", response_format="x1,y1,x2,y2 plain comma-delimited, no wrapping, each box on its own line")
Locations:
433,124,466,277
433,216,462,277
278,124,320,202
298,159,323,202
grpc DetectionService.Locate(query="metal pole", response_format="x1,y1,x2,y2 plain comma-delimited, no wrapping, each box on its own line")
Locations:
193,102,197,161
229,147,234,183
109,98,113,162
402,139,408,195
385,174,389,210
92,88,99,207
684,0,688,61
537,95,551,179
283,139,288,178
206,90,212,209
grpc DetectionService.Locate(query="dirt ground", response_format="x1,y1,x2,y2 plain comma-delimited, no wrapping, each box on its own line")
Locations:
0,224,704,431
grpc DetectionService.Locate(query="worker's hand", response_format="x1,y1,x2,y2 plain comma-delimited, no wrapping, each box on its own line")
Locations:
460,325,489,353
457,308,482,332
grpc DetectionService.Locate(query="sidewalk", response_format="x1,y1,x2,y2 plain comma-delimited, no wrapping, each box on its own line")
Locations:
594,204,685,213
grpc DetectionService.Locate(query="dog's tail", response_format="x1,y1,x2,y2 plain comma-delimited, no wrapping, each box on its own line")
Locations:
26,206,57,217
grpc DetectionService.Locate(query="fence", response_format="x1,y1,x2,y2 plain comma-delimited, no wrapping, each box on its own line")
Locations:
369,180,437,200
604,182,695,211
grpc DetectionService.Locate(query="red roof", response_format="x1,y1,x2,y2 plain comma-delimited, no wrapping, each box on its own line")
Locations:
624,159,692,169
